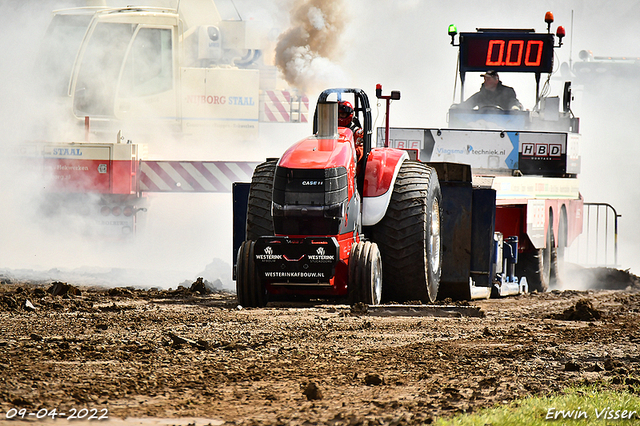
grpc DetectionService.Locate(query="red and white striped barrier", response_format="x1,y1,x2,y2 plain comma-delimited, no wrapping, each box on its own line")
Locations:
139,161,259,193
260,90,309,123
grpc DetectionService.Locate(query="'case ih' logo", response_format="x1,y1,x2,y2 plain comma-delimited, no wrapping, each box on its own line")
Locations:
302,180,323,186
522,143,562,157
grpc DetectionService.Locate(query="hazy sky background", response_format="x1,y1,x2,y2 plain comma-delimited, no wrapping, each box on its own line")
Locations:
0,0,638,289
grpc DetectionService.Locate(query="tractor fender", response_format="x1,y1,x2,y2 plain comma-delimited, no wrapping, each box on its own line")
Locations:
362,148,409,226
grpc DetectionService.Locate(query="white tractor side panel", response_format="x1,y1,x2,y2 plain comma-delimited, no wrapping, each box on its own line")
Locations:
362,152,408,226
362,192,394,227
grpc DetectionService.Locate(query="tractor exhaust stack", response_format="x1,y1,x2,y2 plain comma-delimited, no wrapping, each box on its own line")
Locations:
316,101,338,139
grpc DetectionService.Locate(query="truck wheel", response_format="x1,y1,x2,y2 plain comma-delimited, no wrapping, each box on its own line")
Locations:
348,241,383,305
236,240,267,307
371,161,442,303
550,212,567,288
246,160,277,240
517,249,549,293
520,217,553,293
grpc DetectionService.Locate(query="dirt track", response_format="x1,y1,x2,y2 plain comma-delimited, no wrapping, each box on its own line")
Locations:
1,271,640,425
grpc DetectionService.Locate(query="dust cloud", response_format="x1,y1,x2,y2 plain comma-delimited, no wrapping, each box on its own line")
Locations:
0,0,301,291
1,0,639,292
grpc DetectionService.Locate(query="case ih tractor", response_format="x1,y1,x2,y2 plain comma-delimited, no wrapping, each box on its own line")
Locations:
235,88,443,307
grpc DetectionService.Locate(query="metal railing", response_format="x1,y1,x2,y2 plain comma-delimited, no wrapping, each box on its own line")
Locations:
566,203,621,267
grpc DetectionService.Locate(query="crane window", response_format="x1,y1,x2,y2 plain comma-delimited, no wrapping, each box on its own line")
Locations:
73,22,132,116
120,28,173,98
39,14,93,97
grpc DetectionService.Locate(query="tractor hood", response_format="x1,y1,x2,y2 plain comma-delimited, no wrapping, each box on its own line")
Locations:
278,128,355,170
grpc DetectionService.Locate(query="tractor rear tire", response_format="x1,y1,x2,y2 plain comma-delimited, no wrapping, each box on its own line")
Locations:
348,241,383,305
246,160,277,241
370,161,442,303
236,240,267,307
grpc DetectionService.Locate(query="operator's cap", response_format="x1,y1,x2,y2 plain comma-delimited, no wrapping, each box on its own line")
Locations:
481,70,499,78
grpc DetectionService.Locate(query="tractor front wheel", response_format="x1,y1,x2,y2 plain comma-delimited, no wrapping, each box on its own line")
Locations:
348,241,382,305
236,240,267,307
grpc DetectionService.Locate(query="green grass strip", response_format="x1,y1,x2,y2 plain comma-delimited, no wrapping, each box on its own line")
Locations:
435,387,640,425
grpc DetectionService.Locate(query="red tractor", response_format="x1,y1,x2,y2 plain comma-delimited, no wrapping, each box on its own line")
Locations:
234,88,442,307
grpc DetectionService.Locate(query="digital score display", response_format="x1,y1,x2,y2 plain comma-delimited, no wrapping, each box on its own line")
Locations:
459,32,555,74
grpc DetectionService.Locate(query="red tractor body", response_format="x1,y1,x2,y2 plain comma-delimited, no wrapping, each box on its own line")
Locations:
235,88,442,306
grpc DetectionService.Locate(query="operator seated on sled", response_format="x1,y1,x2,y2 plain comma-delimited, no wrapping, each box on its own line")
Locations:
460,70,523,111
338,100,365,160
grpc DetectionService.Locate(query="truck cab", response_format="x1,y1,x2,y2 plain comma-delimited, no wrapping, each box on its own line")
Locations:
37,0,308,143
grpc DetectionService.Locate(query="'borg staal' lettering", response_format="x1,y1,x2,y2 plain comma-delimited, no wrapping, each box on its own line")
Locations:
185,95,256,106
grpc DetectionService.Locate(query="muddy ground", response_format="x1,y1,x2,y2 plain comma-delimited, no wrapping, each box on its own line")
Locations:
1,269,639,425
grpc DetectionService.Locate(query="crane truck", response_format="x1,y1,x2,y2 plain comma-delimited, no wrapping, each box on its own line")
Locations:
20,0,308,238
232,12,586,304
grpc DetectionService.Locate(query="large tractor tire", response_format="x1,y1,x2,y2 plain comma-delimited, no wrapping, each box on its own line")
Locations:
370,161,442,303
246,160,277,241
236,240,267,307
348,241,383,305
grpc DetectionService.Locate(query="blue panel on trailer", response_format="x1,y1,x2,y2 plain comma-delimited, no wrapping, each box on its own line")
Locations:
232,182,251,280
470,188,497,287
439,184,473,284
427,162,473,300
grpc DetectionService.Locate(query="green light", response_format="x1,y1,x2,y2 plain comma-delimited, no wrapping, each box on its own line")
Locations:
448,24,457,36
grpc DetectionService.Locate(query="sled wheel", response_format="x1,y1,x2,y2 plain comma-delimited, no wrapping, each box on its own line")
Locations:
371,161,442,303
